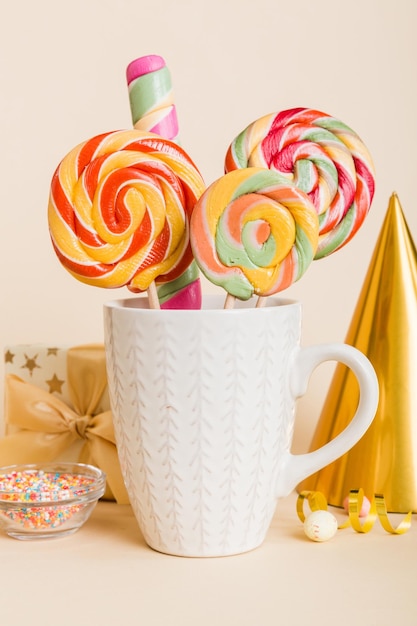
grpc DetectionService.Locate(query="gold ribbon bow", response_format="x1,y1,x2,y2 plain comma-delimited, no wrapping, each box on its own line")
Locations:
0,344,129,504
297,490,412,535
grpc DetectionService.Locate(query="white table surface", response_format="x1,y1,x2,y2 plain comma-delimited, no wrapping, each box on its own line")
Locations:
1,491,415,626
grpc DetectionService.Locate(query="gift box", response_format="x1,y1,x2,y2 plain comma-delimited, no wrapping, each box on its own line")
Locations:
1,343,129,504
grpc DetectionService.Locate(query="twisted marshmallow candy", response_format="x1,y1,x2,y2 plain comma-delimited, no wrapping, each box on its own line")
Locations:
126,54,202,308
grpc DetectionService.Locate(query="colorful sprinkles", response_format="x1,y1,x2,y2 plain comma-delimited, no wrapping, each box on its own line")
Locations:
0,469,96,531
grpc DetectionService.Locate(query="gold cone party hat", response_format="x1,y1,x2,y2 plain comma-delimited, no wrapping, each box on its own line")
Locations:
298,193,417,512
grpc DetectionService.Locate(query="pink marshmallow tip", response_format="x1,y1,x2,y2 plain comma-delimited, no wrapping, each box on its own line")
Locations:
126,55,166,84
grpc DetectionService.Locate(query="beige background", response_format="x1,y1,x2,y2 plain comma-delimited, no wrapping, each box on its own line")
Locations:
0,0,416,449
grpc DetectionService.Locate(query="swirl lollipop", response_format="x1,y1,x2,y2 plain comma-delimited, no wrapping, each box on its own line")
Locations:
48,129,205,307
190,168,319,307
225,107,375,259
126,54,202,308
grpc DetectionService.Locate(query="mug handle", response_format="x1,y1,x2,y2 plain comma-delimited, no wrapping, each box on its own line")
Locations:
275,343,379,498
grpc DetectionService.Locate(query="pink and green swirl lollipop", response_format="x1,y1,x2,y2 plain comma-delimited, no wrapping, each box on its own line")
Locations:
225,107,375,259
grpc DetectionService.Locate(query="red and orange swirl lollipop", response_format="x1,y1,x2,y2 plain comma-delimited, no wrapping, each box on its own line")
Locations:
48,129,205,305
225,107,375,258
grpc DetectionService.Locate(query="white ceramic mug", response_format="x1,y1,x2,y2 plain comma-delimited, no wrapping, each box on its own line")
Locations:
103,295,378,557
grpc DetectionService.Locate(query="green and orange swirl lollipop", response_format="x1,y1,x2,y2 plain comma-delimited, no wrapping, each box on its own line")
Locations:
190,168,319,304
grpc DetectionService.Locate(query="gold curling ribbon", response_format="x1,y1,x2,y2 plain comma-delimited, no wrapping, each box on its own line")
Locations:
0,344,129,504
297,489,413,535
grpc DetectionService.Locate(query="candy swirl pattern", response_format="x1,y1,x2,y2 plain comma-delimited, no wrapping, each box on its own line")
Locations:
48,129,205,291
225,108,375,258
190,168,319,300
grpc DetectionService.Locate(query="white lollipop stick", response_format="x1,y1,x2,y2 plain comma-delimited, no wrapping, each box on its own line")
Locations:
147,281,161,310
224,294,236,309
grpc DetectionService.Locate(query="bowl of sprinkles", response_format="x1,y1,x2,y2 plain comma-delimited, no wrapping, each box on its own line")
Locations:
0,462,106,540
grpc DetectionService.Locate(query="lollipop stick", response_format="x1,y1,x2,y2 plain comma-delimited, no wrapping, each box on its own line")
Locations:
147,281,161,310
256,297,267,308
224,294,236,310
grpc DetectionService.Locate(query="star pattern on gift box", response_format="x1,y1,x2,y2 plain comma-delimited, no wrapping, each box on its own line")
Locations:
22,353,41,376
4,345,70,404
4,350,15,364
46,373,65,394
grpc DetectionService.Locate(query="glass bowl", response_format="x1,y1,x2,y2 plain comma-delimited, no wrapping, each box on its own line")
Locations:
0,462,106,540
